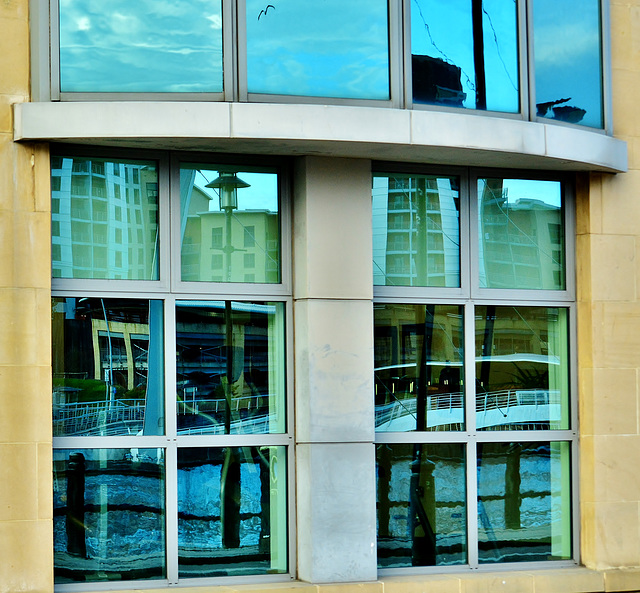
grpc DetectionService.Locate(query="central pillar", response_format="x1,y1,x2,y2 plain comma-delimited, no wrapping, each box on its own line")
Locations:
293,157,377,583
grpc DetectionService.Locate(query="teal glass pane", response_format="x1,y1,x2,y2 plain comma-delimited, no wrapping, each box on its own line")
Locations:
178,446,288,577
51,156,159,280
478,178,565,290
180,164,280,284
534,0,603,128
372,174,460,287
176,301,286,435
59,0,223,93
374,304,464,432
52,297,165,437
475,306,570,431
246,0,390,100
377,443,467,567
411,0,519,112
478,442,572,562
53,448,165,583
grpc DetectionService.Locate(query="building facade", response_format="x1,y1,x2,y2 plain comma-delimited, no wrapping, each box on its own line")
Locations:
2,1,640,593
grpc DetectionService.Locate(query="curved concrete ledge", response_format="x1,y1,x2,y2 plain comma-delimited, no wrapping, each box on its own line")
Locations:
13,101,627,172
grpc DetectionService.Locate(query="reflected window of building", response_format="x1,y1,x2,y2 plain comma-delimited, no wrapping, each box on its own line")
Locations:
180,165,281,284
478,178,565,290
373,167,575,571
245,0,390,100
373,173,461,287
410,0,519,112
58,0,223,93
533,0,603,128
51,150,291,585
51,156,159,280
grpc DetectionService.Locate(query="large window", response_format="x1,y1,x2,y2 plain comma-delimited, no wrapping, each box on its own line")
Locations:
51,150,292,586
373,167,576,570
46,0,608,129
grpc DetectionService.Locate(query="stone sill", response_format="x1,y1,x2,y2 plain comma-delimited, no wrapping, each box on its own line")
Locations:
13,102,628,173
57,568,640,593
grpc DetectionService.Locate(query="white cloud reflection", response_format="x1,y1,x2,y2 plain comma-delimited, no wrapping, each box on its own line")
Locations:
60,0,223,93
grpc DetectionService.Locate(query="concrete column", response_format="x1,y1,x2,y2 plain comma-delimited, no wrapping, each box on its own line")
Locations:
293,157,377,583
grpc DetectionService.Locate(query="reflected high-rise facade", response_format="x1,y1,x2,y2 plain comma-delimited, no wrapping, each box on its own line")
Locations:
51,157,159,280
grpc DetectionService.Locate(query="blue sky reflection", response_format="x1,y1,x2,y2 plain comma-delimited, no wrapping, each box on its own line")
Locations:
534,0,603,128
246,0,390,100
59,0,223,93
411,0,519,112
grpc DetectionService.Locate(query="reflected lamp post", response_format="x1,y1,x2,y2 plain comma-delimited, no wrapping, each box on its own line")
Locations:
205,172,251,283
205,172,250,550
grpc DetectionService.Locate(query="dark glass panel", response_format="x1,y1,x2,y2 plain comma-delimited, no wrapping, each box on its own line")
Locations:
534,0,603,128
478,178,565,290
372,174,461,287
59,0,223,93
51,156,159,280
376,443,467,567
374,304,464,432
176,301,286,435
475,306,570,431
246,0,389,100
477,442,572,563
180,165,280,284
53,448,165,583
52,298,164,436
411,0,519,112
178,446,287,577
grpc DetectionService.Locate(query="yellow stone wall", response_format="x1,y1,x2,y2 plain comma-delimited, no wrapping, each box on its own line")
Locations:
578,0,640,572
0,0,52,592
1,0,640,592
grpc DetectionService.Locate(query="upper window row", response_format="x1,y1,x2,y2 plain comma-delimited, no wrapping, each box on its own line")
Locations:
51,0,605,128
51,154,283,287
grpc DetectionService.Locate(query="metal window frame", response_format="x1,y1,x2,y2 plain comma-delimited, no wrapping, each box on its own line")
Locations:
372,165,579,574
51,148,296,590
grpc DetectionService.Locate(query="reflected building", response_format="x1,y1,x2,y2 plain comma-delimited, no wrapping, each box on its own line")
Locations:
373,176,460,287
479,182,564,290
51,158,159,280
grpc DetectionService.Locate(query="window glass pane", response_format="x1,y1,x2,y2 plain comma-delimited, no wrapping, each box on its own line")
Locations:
51,156,159,280
375,304,464,432
176,301,286,435
475,306,570,431
373,174,460,287
59,0,223,93
52,298,165,436
53,448,165,583
534,0,603,128
478,178,564,290
178,446,288,577
477,441,572,562
377,443,467,567
180,165,280,284
411,0,519,112
246,0,390,100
